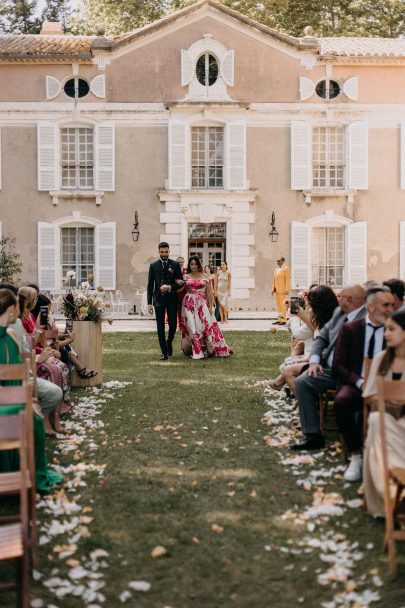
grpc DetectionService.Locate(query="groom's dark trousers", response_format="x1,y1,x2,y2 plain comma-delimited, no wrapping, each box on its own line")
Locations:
147,258,183,356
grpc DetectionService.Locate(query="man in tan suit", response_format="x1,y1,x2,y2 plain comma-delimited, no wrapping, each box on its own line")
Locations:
271,257,291,325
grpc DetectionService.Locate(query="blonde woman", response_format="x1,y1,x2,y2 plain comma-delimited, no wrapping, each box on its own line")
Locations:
217,261,231,324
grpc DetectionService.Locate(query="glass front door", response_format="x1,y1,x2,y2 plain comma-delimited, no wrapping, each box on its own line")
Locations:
188,223,226,271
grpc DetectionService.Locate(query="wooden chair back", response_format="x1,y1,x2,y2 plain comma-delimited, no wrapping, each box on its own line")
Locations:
0,410,30,606
21,351,38,401
376,377,405,577
362,355,372,440
0,363,37,568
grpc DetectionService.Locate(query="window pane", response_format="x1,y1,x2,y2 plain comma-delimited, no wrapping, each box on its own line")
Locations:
61,127,94,190
61,227,95,287
191,126,224,189
312,226,344,287
312,127,344,189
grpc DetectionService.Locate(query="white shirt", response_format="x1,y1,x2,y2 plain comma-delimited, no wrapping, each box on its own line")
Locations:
355,314,385,389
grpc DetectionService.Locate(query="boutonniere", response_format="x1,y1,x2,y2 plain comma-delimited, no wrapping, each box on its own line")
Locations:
168,267,173,273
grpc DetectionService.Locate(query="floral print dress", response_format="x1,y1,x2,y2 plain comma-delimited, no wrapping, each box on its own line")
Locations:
181,277,232,360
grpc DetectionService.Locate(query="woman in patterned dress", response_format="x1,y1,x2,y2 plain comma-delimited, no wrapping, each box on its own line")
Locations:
181,256,233,360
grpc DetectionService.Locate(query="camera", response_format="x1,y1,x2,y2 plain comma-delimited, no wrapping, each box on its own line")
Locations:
39,306,49,328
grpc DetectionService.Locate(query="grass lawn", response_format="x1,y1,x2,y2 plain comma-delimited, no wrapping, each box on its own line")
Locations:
1,331,404,607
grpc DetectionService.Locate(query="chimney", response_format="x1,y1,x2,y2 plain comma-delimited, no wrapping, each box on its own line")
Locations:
40,21,64,35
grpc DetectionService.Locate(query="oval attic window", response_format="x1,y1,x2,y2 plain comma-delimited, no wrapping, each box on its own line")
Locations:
196,53,219,87
315,79,340,100
64,78,90,99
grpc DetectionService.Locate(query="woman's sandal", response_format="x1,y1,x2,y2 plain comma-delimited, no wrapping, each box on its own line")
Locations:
268,379,284,390
77,368,98,379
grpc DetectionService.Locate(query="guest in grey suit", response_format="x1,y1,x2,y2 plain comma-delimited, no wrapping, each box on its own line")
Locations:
291,284,366,451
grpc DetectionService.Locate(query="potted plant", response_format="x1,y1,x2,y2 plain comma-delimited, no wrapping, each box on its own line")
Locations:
60,290,111,387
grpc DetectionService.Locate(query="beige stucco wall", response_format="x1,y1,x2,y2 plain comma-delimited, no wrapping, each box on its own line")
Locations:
0,125,168,295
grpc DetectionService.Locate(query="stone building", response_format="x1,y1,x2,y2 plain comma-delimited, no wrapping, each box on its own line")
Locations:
0,0,404,308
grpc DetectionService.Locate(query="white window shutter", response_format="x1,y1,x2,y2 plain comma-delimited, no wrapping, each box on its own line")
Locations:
227,121,246,190
291,222,311,289
90,74,106,99
168,120,188,189
37,222,59,290
347,121,368,190
343,77,358,101
181,50,194,86
400,222,405,280
37,122,58,191
299,77,315,101
95,122,115,191
96,222,116,290
291,121,312,190
221,50,234,87
0,127,2,190
46,76,61,100
346,221,367,284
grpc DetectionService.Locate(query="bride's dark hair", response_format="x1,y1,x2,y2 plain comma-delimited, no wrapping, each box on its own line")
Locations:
186,255,203,273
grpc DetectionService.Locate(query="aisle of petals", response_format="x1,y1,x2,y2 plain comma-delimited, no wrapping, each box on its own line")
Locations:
260,383,383,608
32,381,131,608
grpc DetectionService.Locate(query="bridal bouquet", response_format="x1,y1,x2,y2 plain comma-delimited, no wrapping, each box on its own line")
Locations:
61,290,107,323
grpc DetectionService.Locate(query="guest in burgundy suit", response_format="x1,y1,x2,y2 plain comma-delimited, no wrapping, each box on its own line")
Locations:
332,286,395,481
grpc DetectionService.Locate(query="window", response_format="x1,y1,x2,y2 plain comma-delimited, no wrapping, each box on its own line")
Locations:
195,53,219,87
315,79,340,100
191,127,224,188
61,127,94,190
64,78,90,99
313,126,345,189
312,226,345,287
61,226,95,287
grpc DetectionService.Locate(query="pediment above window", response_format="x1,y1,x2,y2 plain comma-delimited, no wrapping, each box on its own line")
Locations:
181,35,234,101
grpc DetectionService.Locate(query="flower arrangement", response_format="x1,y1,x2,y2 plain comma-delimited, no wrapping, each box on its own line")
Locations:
61,290,107,323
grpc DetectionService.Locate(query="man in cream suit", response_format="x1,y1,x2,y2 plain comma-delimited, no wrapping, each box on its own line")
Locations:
271,257,291,325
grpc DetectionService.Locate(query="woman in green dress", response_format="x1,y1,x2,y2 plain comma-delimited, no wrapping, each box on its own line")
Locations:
0,288,63,493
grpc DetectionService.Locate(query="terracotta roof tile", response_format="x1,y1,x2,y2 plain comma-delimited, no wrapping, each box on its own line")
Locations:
319,37,405,58
0,34,95,57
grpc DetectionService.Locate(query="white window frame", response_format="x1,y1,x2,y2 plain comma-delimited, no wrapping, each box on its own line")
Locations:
60,225,96,288
37,214,116,290
61,126,95,191
168,117,246,191
191,125,224,189
181,37,234,101
291,213,367,289
38,120,115,204
312,125,345,190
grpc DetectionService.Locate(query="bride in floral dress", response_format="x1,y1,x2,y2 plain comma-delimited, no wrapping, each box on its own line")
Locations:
180,256,233,360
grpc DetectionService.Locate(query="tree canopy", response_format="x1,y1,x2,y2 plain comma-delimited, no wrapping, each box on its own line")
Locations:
1,0,405,38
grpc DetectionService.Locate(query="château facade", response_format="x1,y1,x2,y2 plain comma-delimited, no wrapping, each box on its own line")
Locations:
1,0,405,308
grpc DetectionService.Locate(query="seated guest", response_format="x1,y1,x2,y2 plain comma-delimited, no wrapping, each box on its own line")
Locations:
41,295,97,379
291,284,366,451
383,278,405,311
269,286,338,396
27,283,52,321
19,286,71,419
0,288,63,493
362,309,405,517
332,286,395,481
0,284,64,437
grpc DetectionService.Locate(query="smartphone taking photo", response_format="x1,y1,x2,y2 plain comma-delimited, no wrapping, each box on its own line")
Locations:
39,306,49,328
290,297,299,314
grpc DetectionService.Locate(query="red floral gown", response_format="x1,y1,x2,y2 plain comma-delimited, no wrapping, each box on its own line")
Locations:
181,277,232,359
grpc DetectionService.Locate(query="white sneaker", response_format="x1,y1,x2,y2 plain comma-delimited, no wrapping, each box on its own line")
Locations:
343,454,363,482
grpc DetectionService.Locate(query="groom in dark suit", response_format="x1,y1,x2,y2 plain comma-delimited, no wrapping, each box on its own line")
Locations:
147,242,184,360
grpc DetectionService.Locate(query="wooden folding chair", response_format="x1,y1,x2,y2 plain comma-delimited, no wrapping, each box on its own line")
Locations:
362,356,372,440
21,351,38,402
0,362,38,569
377,377,405,577
0,411,30,608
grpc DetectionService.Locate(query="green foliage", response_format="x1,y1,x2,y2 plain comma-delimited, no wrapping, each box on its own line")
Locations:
69,0,405,38
0,0,41,34
41,0,71,31
0,236,22,283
